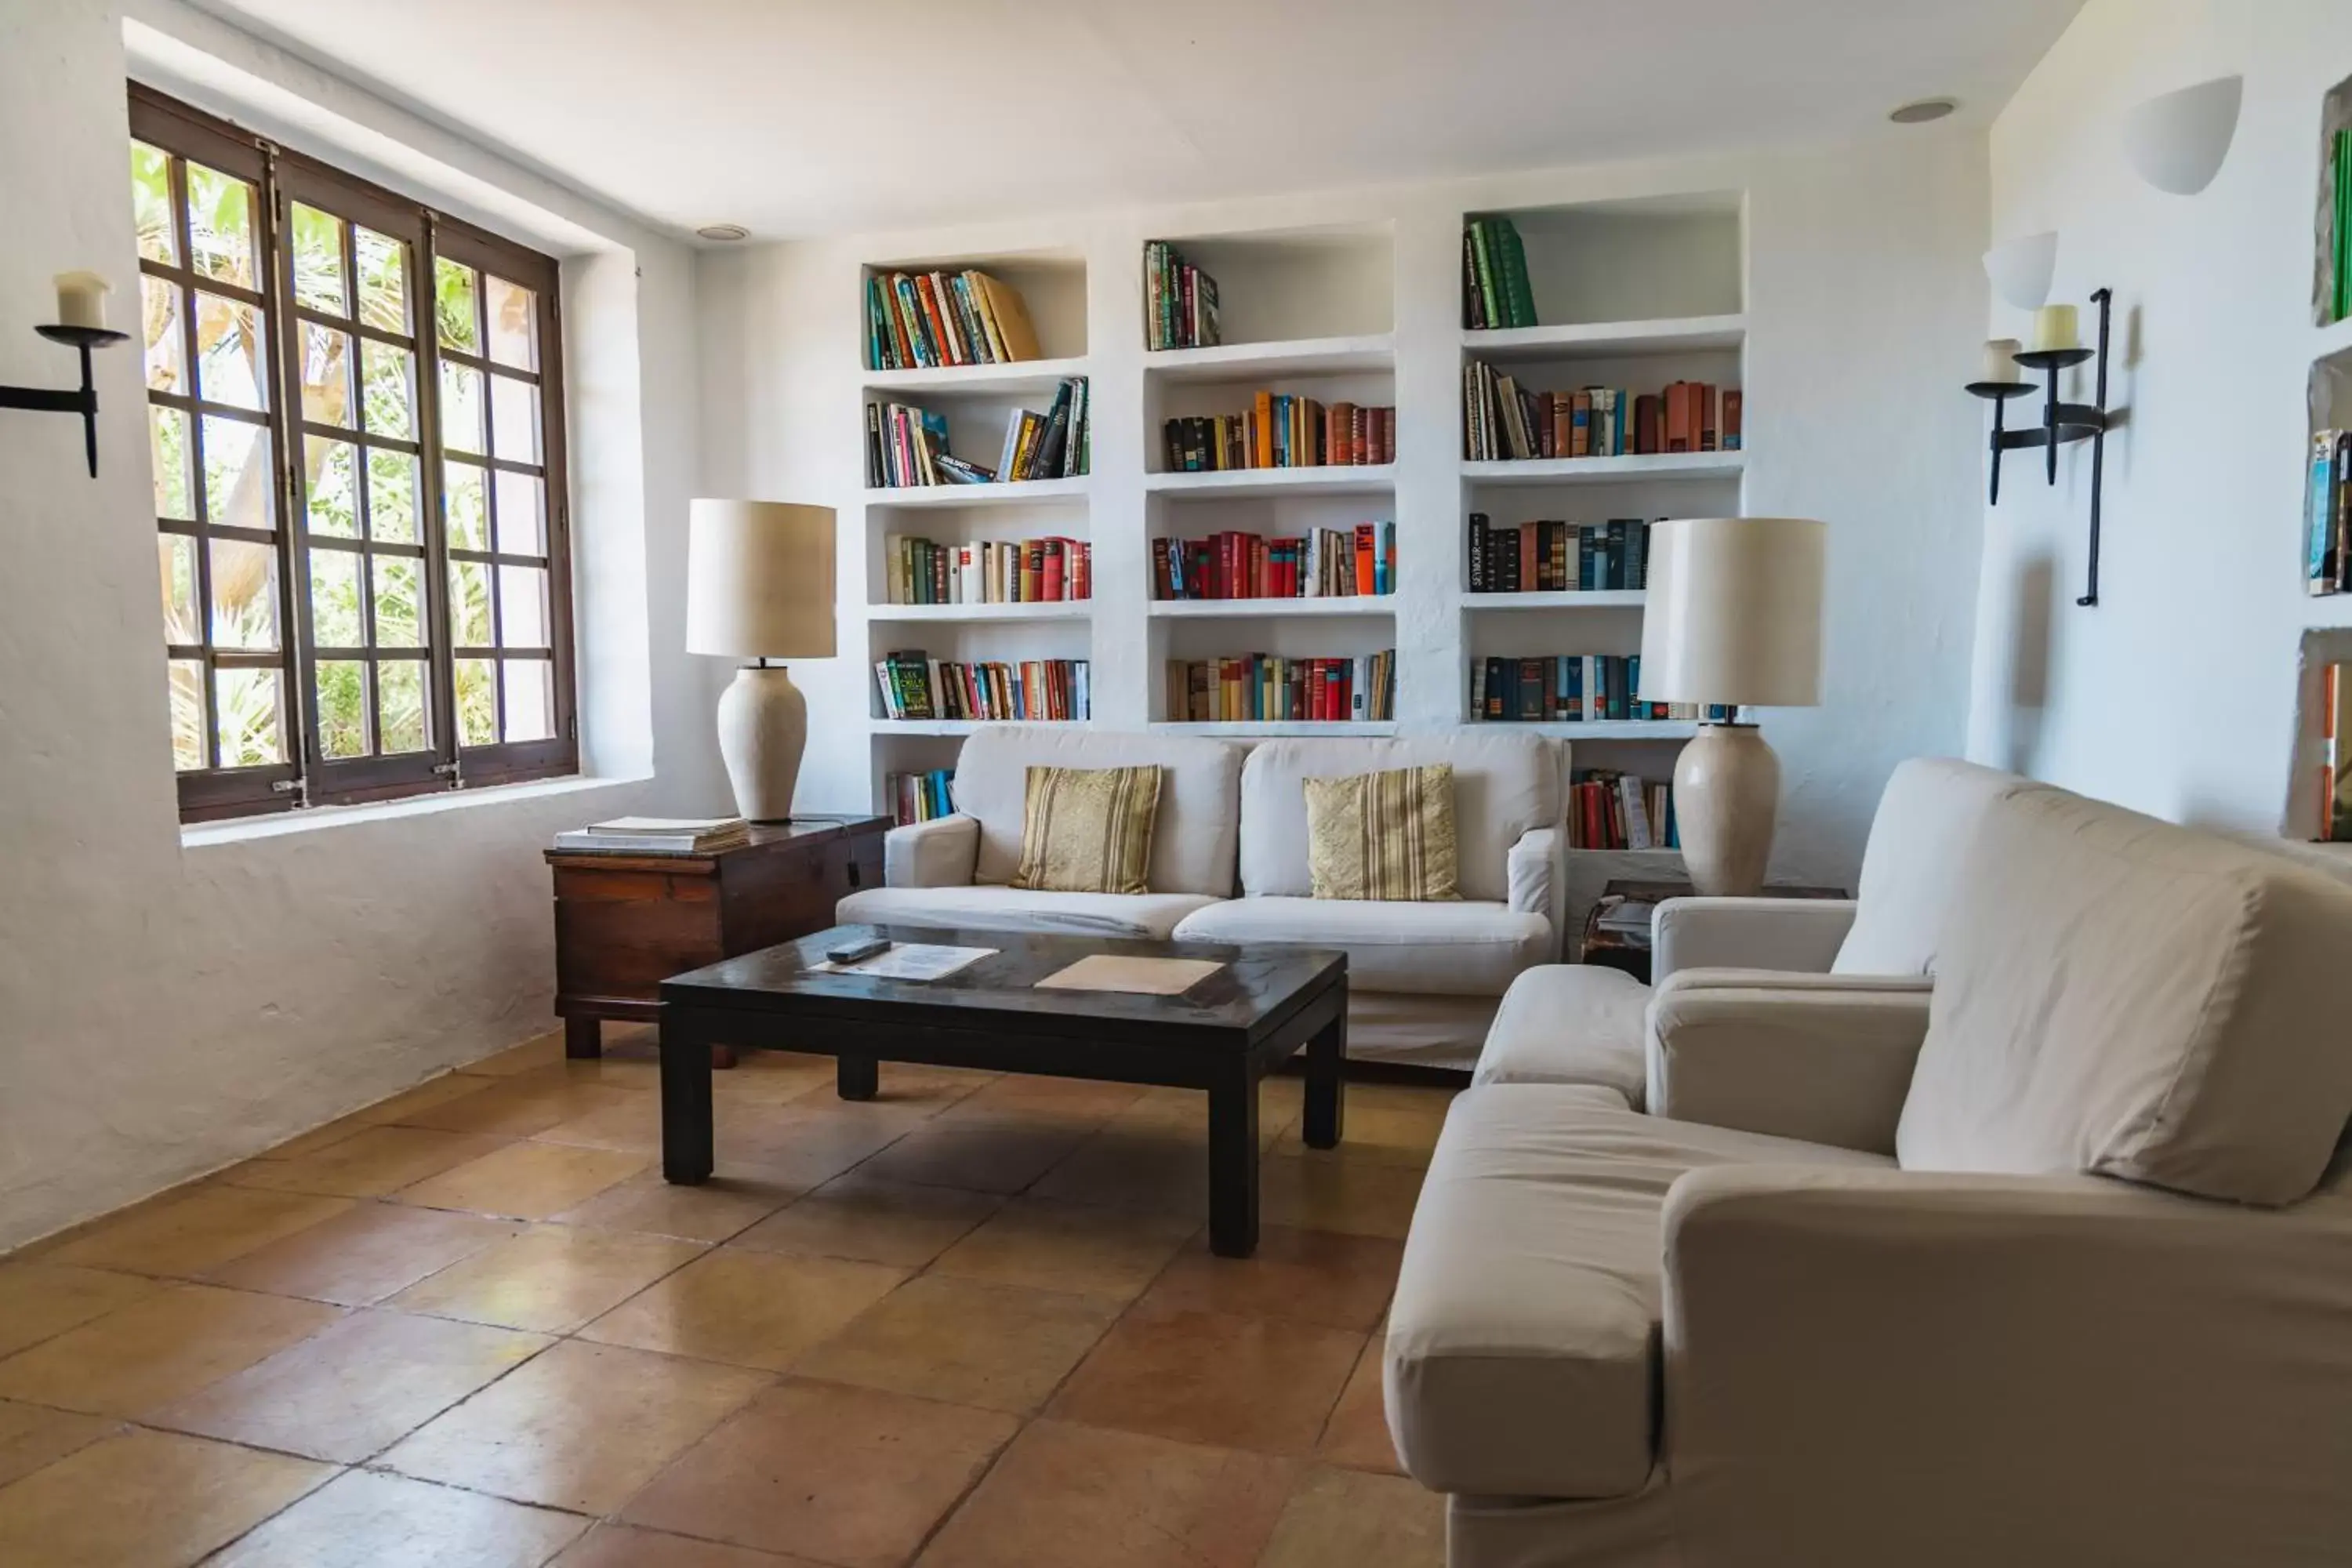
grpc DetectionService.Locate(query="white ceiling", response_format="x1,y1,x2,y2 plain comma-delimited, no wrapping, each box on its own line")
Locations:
191,0,2082,241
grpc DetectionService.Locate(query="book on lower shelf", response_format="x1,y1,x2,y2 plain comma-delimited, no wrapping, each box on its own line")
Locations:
1463,361,1739,461
2308,430,2351,595
1462,216,1538,331
866,267,1043,370
885,535,1091,604
1468,515,1653,593
1145,241,1221,350
1165,652,1396,723
867,377,1089,488
552,816,749,854
874,651,1089,722
1568,770,1678,851
887,769,957,826
1153,524,1394,599
1163,397,1394,470
1471,654,1726,724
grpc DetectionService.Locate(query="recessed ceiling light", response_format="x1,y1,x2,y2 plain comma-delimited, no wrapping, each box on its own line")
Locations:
696,223,750,242
1889,98,1958,125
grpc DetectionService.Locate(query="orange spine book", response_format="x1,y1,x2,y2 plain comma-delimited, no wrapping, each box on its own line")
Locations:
1024,539,1045,603
1664,383,1693,452
1253,392,1274,469
1519,524,1537,590
914,273,959,365
1354,524,1374,595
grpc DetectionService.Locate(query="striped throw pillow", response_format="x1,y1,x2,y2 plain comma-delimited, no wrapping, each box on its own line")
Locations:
1303,764,1461,902
1010,765,1163,895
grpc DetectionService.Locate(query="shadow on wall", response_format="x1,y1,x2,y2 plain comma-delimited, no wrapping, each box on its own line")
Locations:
2004,549,2057,775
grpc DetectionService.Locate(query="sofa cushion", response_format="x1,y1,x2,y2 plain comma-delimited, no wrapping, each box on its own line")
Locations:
952,726,1243,898
1386,1084,1889,1498
1896,787,2352,1206
1472,964,1648,1105
1011,765,1162,895
1832,757,2053,975
1239,731,1558,903
1305,764,1460,902
836,884,1219,942
1171,897,1548,996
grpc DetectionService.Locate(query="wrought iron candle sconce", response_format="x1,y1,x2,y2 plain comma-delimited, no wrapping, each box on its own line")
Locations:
0,322,132,478
1966,287,2113,606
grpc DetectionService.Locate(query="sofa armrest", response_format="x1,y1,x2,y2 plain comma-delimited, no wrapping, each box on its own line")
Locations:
884,814,979,887
1651,896,1857,984
1661,1164,2352,1564
1644,975,1932,1153
1507,826,1567,957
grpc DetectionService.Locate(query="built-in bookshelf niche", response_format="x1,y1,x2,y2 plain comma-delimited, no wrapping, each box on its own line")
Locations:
2288,627,2352,843
1148,488,1396,608
1145,222,1394,351
862,246,1088,370
1464,601,1697,740
1461,474,1742,593
863,370,1089,492
866,493,1089,612
1152,610,1396,730
2316,74,2352,328
1466,191,1742,332
868,617,1094,727
1145,350,1396,477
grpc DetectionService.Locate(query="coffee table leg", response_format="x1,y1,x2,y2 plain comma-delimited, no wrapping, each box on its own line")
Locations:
660,1015,714,1186
837,1052,878,1102
1304,1007,1345,1150
1207,1065,1261,1258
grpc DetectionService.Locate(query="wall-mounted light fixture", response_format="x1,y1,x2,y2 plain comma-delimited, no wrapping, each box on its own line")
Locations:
2123,75,2242,196
1966,289,2114,606
1984,230,2059,311
0,272,129,477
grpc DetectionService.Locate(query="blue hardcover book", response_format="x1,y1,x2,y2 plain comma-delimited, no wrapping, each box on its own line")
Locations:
1578,524,1599,590
1603,521,1628,590
2312,431,2341,594
1565,656,1583,722
1628,654,1642,720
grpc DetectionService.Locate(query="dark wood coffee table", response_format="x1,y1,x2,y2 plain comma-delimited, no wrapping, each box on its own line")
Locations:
657,924,1348,1258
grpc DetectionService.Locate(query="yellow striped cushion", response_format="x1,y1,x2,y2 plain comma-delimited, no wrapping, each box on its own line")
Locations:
1304,764,1461,902
1010,765,1163,895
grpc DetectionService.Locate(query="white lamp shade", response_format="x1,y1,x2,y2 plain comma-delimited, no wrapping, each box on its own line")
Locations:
1638,517,1826,708
1984,230,2058,312
684,499,837,659
2122,74,2241,196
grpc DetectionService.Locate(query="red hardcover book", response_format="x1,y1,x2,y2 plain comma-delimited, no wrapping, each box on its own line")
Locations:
1664,383,1692,452
913,274,957,365
1635,394,1663,455
1042,539,1065,601
1150,538,1171,599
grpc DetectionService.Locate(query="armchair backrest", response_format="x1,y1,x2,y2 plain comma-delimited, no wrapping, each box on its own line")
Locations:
1236,731,1561,902
949,725,1244,896
1831,757,2058,975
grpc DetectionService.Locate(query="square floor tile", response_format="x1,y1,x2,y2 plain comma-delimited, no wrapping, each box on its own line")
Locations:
0,1428,331,1568
1267,1105,1446,1171
929,1197,1196,1303
534,1094,667,1155
0,1399,118,1490
1047,1304,1363,1455
913,1417,1297,1568
226,1127,514,1199
728,1174,1000,1268
150,1307,550,1463
355,1073,506,1126
705,1051,837,1108
259,1112,378,1162
203,1203,521,1306
707,1105,921,1189
1026,1132,1207,1218
1256,1155,1425,1240
381,1339,770,1515
793,1273,1117,1414
397,1142,652,1221
1316,1334,1400,1474
0,1283,341,1417
1137,1226,1400,1331
554,1522,822,1566
555,1170,804,1243
209,1468,589,1568
940,1075,1148,1124
0,1263,162,1359
39,1185,354,1278
622,1378,1018,1568
579,1248,906,1371
1258,1465,1445,1568
460,1034,568,1077
396,1075,644,1139
857,1116,1089,1196
388,1225,706,1334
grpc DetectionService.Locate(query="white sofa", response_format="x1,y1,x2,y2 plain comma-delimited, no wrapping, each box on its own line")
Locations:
834,724,1567,1067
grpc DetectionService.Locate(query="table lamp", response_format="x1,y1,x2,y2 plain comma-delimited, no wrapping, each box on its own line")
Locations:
1637,517,1826,895
685,499,837,822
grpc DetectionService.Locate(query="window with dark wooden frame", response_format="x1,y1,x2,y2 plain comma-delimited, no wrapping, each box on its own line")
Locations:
130,85,575,822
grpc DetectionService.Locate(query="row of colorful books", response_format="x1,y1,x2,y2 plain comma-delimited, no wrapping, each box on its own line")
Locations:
864,269,1043,371
2307,430,2352,595
867,378,1089,488
1468,517,1653,593
1152,524,1395,601
1463,216,1539,330
882,535,1091,606
1473,655,1724,724
1145,241,1221,350
1162,397,1395,472
873,653,1090,723
1165,652,1396,724
1465,363,1739,461
1570,770,1679,851
887,769,957,827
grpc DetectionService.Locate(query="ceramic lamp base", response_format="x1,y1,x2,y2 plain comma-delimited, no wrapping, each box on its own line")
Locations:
1673,722,1781,896
716,664,807,824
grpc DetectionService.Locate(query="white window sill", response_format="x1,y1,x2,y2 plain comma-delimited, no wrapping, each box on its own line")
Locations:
182,771,652,848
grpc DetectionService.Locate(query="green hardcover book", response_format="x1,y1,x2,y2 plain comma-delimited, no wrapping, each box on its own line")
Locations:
1470,220,1502,332
2337,131,2351,321
1496,218,1538,328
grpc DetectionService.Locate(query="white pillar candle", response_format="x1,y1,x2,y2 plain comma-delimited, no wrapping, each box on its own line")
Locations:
2029,303,2079,354
1981,339,2024,383
53,270,109,331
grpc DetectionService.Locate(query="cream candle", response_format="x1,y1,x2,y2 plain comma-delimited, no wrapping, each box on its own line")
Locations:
53,271,109,331
2029,303,2079,354
1981,339,2024,383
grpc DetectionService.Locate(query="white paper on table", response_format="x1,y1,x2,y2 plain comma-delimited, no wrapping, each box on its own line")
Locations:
811,943,996,982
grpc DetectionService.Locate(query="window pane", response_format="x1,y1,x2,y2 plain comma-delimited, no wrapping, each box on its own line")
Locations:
488,374,539,463
316,659,368,757
303,437,359,538
201,416,274,532
378,660,427,753
455,657,496,746
141,278,184,395
443,459,488,550
309,547,364,648
354,227,408,333
131,141,177,267
434,257,478,353
492,470,544,555
439,361,484,453
503,661,554,742
158,534,199,646
485,275,536,370
367,448,419,543
214,666,285,766
372,555,423,647
289,203,347,316
359,341,414,439
209,537,280,649
193,291,267,410
184,162,255,288
497,565,549,648
169,659,205,770
151,405,192,521
449,558,493,646
300,322,354,427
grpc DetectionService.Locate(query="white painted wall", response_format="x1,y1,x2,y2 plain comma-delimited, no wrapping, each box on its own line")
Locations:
1965,0,2352,831
699,132,1990,893
0,0,724,1250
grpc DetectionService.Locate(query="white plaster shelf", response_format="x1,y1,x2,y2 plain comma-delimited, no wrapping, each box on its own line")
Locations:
1144,465,1396,499
869,718,1089,735
865,477,1090,510
862,354,1091,397
1461,314,1746,361
1142,333,1396,382
866,600,1092,622
1148,597,1395,618
1461,590,1647,610
1461,452,1744,487
1149,720,1399,737
1475,720,1699,740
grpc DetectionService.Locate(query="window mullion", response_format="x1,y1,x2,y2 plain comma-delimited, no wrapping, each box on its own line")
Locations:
417,212,459,779
261,147,320,798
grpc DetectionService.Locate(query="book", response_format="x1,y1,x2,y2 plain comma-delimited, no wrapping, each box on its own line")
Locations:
865,267,1042,368
1462,360,1732,463
1462,218,1538,330
1163,652,1394,723
1145,241,1221,350
554,816,748,854
2310,431,2342,595
875,652,1089,722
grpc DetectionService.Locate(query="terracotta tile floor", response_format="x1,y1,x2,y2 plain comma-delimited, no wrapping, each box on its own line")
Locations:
0,1028,1450,1568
